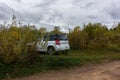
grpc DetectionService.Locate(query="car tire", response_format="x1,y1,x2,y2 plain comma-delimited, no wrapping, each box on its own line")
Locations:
47,47,56,55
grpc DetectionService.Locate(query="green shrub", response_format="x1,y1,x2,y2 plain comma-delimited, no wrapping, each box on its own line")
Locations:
68,23,120,50
0,25,38,63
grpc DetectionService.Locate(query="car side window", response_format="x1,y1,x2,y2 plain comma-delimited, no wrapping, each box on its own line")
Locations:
58,34,68,40
49,35,57,41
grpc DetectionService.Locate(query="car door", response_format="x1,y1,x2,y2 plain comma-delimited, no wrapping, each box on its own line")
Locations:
36,36,48,51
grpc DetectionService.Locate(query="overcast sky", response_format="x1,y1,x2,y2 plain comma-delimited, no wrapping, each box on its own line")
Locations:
0,0,120,30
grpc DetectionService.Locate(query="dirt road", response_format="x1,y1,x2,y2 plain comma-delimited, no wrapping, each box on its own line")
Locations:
13,61,120,80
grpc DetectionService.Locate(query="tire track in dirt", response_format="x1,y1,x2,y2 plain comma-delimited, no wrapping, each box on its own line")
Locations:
12,61,120,80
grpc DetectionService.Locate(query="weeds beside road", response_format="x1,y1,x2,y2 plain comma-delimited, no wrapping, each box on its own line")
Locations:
0,50,120,79
13,61,120,80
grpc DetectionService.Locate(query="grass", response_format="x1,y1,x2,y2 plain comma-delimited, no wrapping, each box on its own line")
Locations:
0,49,120,79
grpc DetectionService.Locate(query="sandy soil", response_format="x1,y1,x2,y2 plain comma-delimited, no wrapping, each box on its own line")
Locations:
12,61,120,80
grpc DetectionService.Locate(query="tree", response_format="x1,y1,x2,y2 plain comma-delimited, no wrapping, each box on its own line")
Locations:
50,26,62,34
38,27,47,38
68,26,88,49
74,26,80,32
83,23,110,49
11,14,17,27
0,20,38,63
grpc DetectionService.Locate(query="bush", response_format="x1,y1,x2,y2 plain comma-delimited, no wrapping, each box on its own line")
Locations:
68,23,120,50
0,25,38,63
68,26,88,49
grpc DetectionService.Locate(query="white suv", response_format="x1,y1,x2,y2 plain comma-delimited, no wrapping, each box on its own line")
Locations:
36,34,70,55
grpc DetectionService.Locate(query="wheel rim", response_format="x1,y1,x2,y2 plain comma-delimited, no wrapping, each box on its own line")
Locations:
48,47,55,55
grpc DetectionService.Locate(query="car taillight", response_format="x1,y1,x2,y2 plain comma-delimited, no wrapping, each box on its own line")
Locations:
55,40,60,45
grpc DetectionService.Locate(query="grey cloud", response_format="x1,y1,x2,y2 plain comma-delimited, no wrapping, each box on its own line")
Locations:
35,9,63,24
0,3,13,14
0,14,8,20
72,0,83,8
15,9,63,26
14,0,22,3
47,11,63,23
15,12,43,24
85,2,95,8
105,3,120,19
35,0,56,9
87,15,97,19
0,3,13,20
0,1,63,26
73,0,83,4
72,0,95,9
66,16,81,26
0,2,41,24
0,0,120,29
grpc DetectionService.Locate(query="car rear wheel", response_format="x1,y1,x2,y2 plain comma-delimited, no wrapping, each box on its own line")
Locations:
47,47,56,55
62,50,69,55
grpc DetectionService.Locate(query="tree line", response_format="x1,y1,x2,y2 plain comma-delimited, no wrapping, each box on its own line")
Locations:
69,23,120,50
0,17,120,63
